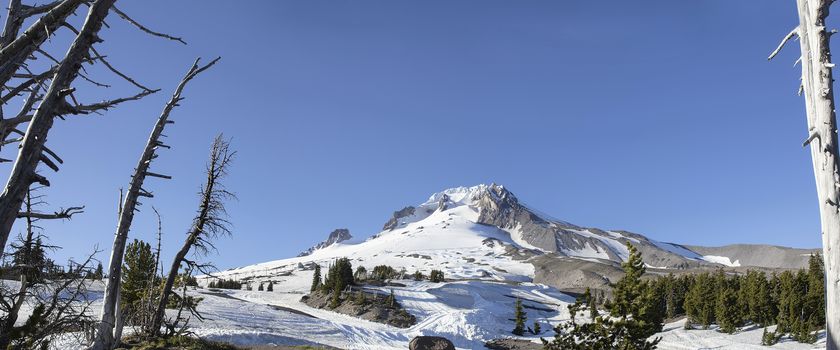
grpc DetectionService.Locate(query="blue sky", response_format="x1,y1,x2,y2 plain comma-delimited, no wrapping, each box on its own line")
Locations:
5,1,824,270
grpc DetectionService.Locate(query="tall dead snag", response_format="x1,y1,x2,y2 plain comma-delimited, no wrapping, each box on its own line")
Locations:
0,0,142,255
90,58,219,350
771,0,840,348
150,135,235,336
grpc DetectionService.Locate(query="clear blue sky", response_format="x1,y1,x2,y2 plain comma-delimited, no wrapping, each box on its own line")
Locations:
5,0,824,270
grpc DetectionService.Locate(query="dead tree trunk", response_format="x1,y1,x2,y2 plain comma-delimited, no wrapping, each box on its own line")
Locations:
150,134,234,336
772,0,840,348
0,0,113,255
90,57,218,349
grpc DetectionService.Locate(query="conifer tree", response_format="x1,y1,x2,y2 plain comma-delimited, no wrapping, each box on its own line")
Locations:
122,239,156,313
512,298,526,336
96,262,104,280
610,243,664,338
805,254,826,328
533,321,541,334
267,281,274,292
543,243,661,349
311,265,321,292
258,283,264,291
715,284,741,334
330,281,341,308
685,272,716,329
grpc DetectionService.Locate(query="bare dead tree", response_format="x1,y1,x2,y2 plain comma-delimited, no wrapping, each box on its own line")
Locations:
150,135,235,337
0,238,101,349
90,57,219,350
0,0,170,256
770,0,840,348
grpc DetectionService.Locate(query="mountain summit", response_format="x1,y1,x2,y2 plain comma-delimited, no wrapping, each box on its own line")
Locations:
224,183,817,292
297,228,353,257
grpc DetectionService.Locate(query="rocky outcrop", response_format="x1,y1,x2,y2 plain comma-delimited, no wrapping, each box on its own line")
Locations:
297,229,353,257
301,289,416,328
383,206,416,231
484,339,542,350
436,194,450,212
684,244,820,269
409,336,455,350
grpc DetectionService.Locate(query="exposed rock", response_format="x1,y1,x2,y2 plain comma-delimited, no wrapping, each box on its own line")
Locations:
298,229,352,257
530,254,621,291
484,338,542,350
383,206,416,231
301,289,416,328
684,244,820,269
437,193,450,211
409,336,455,350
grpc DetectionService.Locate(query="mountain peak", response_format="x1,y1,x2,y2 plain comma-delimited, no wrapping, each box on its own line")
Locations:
297,228,353,257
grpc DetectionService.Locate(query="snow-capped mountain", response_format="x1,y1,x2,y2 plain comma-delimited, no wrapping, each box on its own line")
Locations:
199,183,820,349
215,183,815,291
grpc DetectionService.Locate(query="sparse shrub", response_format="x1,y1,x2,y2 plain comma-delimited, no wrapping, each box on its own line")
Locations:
371,265,399,280
429,269,444,283
354,266,368,281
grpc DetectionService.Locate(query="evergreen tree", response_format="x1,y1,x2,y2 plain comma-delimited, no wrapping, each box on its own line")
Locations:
715,283,741,334
533,321,541,334
258,283,264,291
610,243,665,338
354,266,367,281
310,265,321,292
93,262,104,280
685,272,716,328
329,281,341,308
512,298,526,336
121,239,156,313
266,281,274,292
805,254,825,328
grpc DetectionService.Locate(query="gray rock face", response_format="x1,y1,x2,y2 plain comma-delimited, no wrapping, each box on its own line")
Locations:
297,229,352,257
472,184,710,269
684,244,820,269
436,193,450,212
409,336,455,350
382,206,415,231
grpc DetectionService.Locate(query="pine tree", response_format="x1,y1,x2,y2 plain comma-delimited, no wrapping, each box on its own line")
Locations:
685,272,716,329
354,266,367,281
310,265,321,292
512,298,526,336
533,321,541,334
94,262,104,280
610,243,664,338
805,254,825,328
329,281,341,308
122,239,156,312
715,284,740,334
266,281,274,292
543,244,661,349
258,283,264,291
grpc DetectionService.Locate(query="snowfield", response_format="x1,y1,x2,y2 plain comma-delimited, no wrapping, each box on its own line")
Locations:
8,185,823,349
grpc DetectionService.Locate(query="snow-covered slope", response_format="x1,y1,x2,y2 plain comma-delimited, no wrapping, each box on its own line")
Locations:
197,183,820,349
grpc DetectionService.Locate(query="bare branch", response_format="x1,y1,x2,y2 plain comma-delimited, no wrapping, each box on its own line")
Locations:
768,26,800,61
111,6,186,45
16,205,84,220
